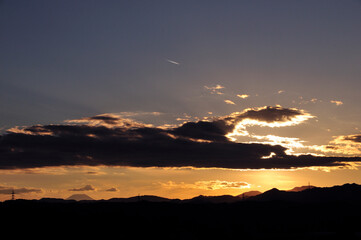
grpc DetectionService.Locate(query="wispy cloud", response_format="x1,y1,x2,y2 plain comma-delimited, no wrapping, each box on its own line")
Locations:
166,59,180,65
204,84,225,95
105,187,118,192
65,113,154,128
69,185,96,191
0,186,42,195
330,100,343,106
315,134,361,156
160,180,250,190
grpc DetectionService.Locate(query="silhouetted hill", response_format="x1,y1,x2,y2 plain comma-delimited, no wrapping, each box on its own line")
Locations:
107,195,175,203
287,185,316,192
40,198,74,203
237,190,262,198
248,183,361,203
66,194,94,201
2,183,361,239
185,194,241,203
249,188,295,201
35,183,361,204
34,183,361,204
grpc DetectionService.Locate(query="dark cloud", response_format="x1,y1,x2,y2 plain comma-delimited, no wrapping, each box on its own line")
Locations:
0,186,42,195
0,107,360,170
171,106,311,142
343,134,361,143
171,120,232,142
231,106,306,123
69,185,95,191
86,115,121,125
220,106,313,129
66,113,151,128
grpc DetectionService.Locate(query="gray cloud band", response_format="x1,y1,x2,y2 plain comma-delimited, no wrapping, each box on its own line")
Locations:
1,106,360,170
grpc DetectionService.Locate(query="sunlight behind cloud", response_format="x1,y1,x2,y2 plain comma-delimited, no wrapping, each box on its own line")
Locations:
160,180,250,190
315,134,361,156
225,107,314,141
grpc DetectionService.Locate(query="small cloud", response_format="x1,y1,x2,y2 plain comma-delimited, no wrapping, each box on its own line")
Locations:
342,134,361,143
224,100,236,105
166,59,180,65
176,118,187,121
204,84,225,95
113,111,162,117
209,85,224,90
237,94,249,99
330,100,343,106
0,186,42,195
160,180,250,190
105,187,118,192
66,113,153,128
225,106,314,141
69,185,95,192
316,134,361,156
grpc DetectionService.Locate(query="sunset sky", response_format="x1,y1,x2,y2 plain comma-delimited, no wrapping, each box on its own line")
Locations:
1,0,361,201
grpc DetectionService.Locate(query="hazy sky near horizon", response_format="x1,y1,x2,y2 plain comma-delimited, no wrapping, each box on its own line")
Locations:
1,0,361,200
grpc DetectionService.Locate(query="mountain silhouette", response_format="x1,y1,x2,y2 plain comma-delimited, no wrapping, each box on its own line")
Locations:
107,195,175,203
36,183,361,203
237,190,262,198
66,194,94,201
185,194,241,203
4,183,361,239
287,185,316,192
248,183,361,202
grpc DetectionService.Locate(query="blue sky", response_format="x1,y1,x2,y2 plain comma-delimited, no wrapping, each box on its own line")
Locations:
1,0,361,128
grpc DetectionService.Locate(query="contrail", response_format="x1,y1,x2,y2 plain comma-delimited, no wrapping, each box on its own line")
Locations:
166,59,180,65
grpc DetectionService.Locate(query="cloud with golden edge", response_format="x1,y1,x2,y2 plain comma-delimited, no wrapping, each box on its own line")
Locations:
249,135,306,154
330,100,343,106
314,134,361,156
160,180,250,190
224,106,314,141
224,100,236,105
204,84,225,95
7,125,54,136
66,113,154,128
2,107,361,170
237,94,249,99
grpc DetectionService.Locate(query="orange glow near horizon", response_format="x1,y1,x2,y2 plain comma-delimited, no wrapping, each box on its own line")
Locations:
1,163,361,201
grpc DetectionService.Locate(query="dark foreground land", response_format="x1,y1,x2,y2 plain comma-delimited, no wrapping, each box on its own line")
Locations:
2,199,361,239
